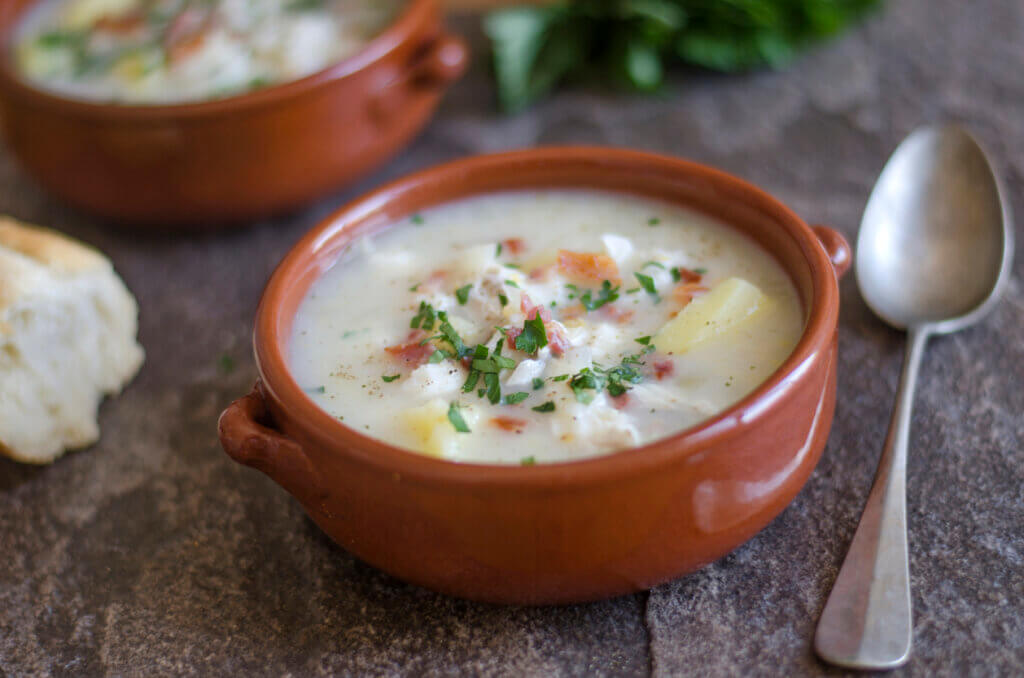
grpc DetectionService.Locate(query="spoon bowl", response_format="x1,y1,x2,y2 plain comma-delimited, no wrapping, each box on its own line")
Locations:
856,125,1013,332
816,124,1013,670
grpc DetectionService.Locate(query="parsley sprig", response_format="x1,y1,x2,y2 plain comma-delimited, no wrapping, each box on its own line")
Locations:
566,280,620,311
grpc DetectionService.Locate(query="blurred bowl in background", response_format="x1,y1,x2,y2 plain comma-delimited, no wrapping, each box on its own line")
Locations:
0,0,467,228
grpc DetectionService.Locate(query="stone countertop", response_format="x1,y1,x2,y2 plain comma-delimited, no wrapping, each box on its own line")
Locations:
1,0,1022,675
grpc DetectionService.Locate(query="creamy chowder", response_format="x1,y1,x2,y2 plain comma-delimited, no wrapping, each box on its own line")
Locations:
14,0,402,104
289,190,805,465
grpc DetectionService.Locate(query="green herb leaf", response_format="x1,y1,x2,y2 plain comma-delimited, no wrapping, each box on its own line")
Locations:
505,391,530,405
498,292,509,307
410,301,436,330
463,369,481,392
635,336,652,345
695,267,708,275
382,374,401,382
505,279,520,288
484,0,881,112
437,311,469,358
634,272,660,301
520,455,537,465
515,315,548,354
217,354,236,375
428,350,446,364
305,385,326,394
648,217,661,226
456,284,473,305
670,266,682,282
411,213,425,225
551,374,569,382
532,377,545,390
577,279,621,311
495,242,503,257
484,372,501,404
532,401,555,413
447,402,471,433
643,261,666,270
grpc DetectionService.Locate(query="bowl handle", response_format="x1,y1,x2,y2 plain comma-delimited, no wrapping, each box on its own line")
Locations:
218,382,326,507
812,225,852,279
371,32,469,123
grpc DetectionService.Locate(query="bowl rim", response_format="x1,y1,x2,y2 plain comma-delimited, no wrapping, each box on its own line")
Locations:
0,0,435,120
254,146,840,487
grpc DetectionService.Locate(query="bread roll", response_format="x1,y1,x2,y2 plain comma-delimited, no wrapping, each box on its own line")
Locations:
0,217,144,463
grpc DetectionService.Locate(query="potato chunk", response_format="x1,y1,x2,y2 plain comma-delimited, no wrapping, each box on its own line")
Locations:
653,277,768,354
400,399,475,458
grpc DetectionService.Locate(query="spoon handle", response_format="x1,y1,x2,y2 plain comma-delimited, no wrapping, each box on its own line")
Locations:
815,327,928,670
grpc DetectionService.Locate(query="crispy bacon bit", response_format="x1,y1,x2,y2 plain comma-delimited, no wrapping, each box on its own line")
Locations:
547,325,570,357
560,303,586,320
95,11,144,33
673,282,709,307
165,8,212,63
490,416,527,433
675,267,703,284
654,360,675,381
384,330,433,367
529,264,554,281
520,293,552,322
420,269,448,292
610,393,630,410
600,305,635,325
557,250,621,284
502,238,526,256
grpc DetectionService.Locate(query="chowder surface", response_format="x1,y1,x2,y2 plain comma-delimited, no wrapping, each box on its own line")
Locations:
289,190,804,464
14,0,402,104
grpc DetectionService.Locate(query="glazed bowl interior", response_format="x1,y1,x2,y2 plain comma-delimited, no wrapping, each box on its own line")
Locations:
256,147,836,483
0,0,428,115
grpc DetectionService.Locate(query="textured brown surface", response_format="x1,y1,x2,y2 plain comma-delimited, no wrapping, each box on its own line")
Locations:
1,0,1022,674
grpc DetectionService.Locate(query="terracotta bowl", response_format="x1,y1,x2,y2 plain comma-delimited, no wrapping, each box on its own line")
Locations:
218,147,851,605
0,0,466,227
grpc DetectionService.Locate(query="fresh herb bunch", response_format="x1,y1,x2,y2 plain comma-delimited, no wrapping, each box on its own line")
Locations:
485,0,881,112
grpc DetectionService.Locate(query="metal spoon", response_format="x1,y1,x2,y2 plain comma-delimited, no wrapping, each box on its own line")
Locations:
814,124,1014,670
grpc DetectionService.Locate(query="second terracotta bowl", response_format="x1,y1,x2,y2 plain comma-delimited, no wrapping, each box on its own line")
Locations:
0,0,466,227
219,147,851,605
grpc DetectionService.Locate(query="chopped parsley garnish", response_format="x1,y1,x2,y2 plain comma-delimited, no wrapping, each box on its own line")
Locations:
411,213,425,225
455,284,473,305
504,279,520,288
532,401,555,413
520,456,537,465
447,402,471,433
498,293,509,307
569,367,604,404
568,351,647,403
217,354,236,375
381,374,401,382
643,261,666,270
505,392,530,405
484,372,501,404
695,267,708,275
428,350,446,364
410,301,437,330
532,377,545,390
305,385,326,394
495,243,503,257
626,287,641,294
567,280,620,311
436,311,469,358
634,272,660,302
648,217,661,226
551,374,569,381
670,267,682,282
514,315,548,354
463,369,481,392
504,263,522,270
409,282,421,292
634,336,652,346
